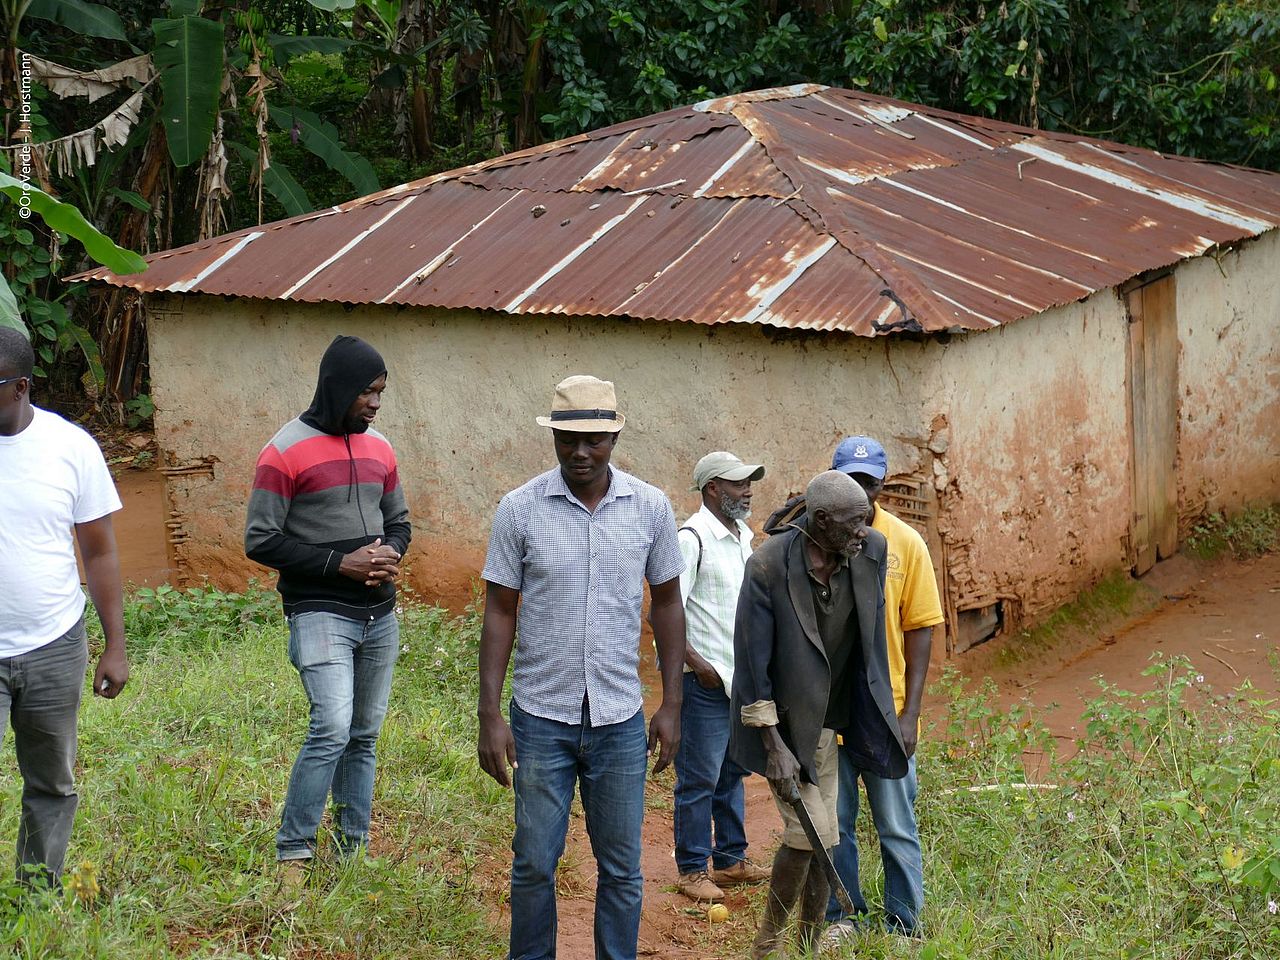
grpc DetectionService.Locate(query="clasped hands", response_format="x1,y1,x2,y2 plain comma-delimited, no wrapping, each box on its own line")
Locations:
339,537,401,587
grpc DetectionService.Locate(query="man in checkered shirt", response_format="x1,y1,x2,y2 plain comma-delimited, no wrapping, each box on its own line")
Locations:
477,375,686,960
671,451,771,902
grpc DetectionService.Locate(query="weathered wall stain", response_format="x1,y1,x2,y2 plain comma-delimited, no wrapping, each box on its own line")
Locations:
929,288,1134,628
1175,229,1280,528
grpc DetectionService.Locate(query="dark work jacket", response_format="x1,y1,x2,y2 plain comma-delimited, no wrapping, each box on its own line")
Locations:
728,524,908,783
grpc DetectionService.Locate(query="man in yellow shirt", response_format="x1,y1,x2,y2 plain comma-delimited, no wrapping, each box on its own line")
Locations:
823,436,944,942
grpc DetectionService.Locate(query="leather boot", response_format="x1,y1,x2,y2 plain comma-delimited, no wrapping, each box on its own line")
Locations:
796,852,831,954
751,845,813,960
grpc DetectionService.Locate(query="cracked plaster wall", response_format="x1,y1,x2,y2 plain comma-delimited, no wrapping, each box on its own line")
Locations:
929,289,1134,623
146,297,941,597
1174,229,1280,525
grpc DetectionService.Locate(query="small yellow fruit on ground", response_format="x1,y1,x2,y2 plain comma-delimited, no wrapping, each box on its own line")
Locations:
708,903,730,923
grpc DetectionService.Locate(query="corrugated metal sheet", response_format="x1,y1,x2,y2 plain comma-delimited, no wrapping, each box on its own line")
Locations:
74,85,1280,336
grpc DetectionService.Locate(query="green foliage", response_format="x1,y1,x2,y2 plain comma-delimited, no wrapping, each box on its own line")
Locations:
123,391,155,427
305,0,358,11
536,0,805,134
152,13,227,167
0,210,75,368
124,581,280,655
226,140,313,216
865,659,1280,959
268,104,380,197
529,0,1280,170
1,594,506,958
0,173,146,277
266,32,360,64
0,262,22,336
0,162,145,380
24,0,127,41
1186,505,1280,560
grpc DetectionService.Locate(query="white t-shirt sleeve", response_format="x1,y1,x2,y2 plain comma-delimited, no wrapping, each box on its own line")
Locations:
72,430,122,524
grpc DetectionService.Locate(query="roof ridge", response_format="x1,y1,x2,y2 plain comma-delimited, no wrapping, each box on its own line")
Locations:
723,99,958,331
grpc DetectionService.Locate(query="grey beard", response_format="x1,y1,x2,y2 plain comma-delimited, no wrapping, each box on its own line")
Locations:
720,493,751,522
841,540,865,559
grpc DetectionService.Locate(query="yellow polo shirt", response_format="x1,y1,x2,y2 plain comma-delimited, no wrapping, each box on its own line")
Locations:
873,505,945,713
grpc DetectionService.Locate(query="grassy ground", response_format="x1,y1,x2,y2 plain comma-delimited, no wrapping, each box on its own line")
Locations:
0,587,509,959
1185,506,1280,560
2,588,1279,959
700,658,1280,960
991,570,1154,670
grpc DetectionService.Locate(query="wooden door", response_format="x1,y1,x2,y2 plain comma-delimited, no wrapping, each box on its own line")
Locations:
1126,274,1179,575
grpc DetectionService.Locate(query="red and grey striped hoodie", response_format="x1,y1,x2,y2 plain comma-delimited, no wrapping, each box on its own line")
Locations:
245,336,411,619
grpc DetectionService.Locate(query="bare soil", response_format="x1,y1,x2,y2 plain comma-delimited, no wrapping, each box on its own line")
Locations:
111,469,1279,959
112,466,177,588
973,551,1280,739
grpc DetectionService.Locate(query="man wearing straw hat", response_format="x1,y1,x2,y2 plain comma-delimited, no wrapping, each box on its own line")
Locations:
477,375,687,960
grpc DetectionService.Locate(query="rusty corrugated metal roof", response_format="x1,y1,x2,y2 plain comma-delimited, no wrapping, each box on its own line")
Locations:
74,84,1280,336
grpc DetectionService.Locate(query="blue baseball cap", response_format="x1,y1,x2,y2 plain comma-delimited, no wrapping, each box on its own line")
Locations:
831,436,888,480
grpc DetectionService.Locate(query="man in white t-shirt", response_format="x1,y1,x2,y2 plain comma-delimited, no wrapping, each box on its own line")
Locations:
0,328,128,888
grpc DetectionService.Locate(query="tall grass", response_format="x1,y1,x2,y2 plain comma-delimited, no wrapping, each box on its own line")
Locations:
0,587,510,959
813,658,1280,960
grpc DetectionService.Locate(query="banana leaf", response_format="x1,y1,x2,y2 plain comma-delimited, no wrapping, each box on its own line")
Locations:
227,141,313,217
25,0,126,41
0,172,147,276
152,15,225,168
269,105,379,197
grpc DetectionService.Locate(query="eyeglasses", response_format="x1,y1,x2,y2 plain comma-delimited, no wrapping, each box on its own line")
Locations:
0,376,28,386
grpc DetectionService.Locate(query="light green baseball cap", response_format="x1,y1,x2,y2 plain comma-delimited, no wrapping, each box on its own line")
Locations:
692,451,765,491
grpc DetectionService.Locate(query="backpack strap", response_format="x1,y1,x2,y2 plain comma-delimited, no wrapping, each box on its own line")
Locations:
678,526,704,576
764,494,807,536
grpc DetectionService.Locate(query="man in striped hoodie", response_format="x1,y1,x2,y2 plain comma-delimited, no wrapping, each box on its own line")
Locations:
246,335,411,877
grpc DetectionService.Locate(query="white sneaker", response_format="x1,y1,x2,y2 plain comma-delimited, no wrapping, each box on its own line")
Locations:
818,920,859,955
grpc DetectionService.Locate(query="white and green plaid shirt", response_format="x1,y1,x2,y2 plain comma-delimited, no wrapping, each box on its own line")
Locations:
678,505,753,690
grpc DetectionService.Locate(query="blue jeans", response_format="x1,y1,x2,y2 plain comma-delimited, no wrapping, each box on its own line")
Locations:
277,610,399,860
672,672,749,874
826,750,923,934
0,620,88,885
509,699,647,960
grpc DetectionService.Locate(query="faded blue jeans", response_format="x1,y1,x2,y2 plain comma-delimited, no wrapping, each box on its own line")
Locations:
826,752,923,934
508,699,647,960
672,671,749,874
277,610,399,860
0,619,88,886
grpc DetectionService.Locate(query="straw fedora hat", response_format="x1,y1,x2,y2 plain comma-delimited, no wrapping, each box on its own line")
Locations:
536,375,626,432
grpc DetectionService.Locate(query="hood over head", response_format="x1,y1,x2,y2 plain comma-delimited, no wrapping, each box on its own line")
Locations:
300,335,387,435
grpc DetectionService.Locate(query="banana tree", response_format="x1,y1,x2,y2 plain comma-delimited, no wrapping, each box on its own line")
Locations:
2,0,381,397
0,169,145,388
